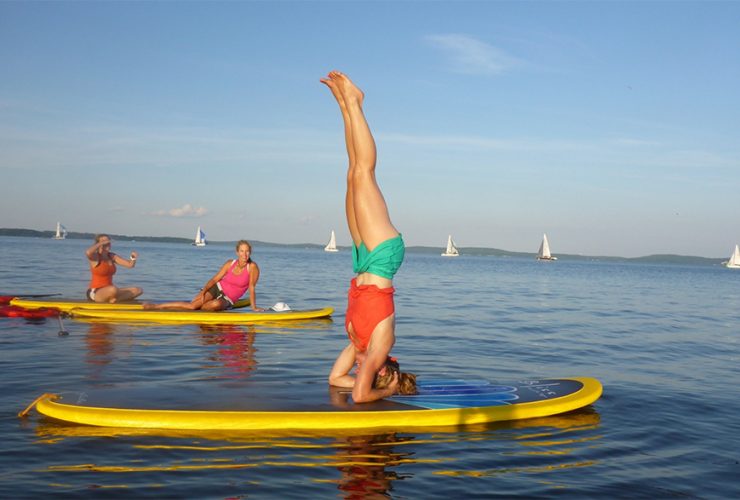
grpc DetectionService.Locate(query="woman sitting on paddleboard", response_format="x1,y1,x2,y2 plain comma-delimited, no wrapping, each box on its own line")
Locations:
321,70,416,402
145,240,263,312
85,234,143,303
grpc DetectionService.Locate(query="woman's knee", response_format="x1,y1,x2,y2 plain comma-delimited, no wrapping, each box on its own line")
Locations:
351,166,375,183
202,300,226,312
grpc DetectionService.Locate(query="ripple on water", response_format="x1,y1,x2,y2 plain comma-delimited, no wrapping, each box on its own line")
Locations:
0,240,739,497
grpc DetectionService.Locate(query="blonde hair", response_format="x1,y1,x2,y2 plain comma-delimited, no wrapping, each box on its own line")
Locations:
374,357,417,395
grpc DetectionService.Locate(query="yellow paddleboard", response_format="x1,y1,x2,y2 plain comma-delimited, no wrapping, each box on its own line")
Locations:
10,297,251,312
68,306,334,324
30,378,602,431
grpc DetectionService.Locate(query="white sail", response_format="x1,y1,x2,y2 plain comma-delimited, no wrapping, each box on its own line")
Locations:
193,226,207,247
726,244,740,269
324,230,338,252
537,233,557,261
441,235,460,257
53,222,67,240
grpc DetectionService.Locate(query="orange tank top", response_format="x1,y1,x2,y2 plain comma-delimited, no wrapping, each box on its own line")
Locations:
89,257,116,289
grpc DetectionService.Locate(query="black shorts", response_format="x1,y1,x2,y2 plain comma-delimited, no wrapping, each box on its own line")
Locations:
206,284,233,308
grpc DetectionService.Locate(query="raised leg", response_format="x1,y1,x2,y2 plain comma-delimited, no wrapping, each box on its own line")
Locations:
322,71,398,251
321,75,361,247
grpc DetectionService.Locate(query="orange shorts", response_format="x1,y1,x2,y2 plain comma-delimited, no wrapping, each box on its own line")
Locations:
345,278,395,352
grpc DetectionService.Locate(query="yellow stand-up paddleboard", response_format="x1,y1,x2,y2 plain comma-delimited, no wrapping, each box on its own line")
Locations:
29,377,602,431
67,306,334,324
10,297,252,312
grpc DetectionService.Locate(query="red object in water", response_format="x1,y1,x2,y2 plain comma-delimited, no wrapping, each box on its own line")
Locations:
0,305,58,318
0,296,16,305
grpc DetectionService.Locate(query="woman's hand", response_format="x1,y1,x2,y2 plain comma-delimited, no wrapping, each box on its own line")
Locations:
382,372,400,397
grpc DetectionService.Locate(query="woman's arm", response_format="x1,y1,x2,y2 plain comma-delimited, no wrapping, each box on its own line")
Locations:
85,241,105,260
352,349,399,403
112,250,138,269
248,262,263,311
201,260,231,292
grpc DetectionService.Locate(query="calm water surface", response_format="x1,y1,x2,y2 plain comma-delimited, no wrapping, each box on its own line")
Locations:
0,236,738,498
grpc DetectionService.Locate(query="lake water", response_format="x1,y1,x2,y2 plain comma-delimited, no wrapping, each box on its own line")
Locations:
0,236,738,498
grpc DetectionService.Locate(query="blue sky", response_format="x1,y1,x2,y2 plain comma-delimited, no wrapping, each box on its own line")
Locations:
1,1,738,258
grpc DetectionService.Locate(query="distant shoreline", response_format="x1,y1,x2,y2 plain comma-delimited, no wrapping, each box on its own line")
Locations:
0,227,724,265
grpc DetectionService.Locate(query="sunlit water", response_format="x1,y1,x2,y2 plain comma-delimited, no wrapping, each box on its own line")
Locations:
1,236,738,498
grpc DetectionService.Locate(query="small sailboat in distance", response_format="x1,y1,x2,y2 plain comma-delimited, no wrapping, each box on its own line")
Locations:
725,244,740,269
441,235,460,257
537,233,557,261
53,222,67,240
193,226,207,247
324,230,338,252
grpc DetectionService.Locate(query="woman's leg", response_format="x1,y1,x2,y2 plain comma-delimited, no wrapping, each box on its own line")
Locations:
201,298,228,311
329,71,398,251
145,291,212,310
321,74,361,247
91,285,118,303
115,286,143,302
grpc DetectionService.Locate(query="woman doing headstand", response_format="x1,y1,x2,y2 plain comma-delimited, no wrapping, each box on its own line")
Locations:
321,71,416,403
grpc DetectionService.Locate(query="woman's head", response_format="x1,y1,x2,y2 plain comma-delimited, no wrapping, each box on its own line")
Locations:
235,240,252,263
373,357,417,395
94,234,112,248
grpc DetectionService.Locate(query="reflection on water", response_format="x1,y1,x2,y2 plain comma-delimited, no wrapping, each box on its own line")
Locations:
332,433,414,499
34,408,601,494
198,325,258,377
85,323,115,364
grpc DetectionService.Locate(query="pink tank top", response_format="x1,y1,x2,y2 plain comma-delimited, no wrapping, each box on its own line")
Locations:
219,260,251,303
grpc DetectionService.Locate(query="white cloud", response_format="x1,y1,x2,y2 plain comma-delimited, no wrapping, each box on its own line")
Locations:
425,34,522,75
149,204,208,218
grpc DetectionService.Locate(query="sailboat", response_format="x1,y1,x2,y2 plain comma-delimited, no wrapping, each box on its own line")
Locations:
192,226,207,247
324,230,338,252
725,244,740,269
52,222,67,240
537,233,557,261
441,235,460,257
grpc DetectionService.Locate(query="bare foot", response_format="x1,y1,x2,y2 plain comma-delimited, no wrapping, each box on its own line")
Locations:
328,71,364,106
320,74,348,111
108,297,117,304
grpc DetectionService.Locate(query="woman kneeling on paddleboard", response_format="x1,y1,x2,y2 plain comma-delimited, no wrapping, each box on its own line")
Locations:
85,234,143,303
145,240,263,312
322,71,416,402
